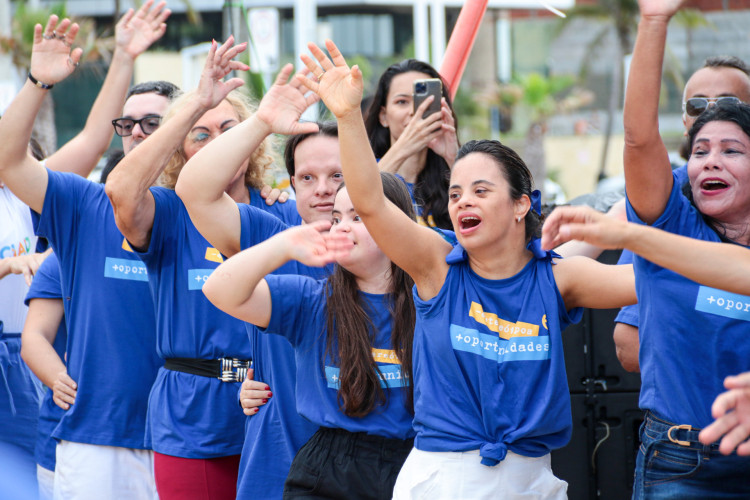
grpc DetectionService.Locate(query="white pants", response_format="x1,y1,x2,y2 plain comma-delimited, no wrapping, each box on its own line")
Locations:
393,448,567,500
53,441,157,500
37,464,55,500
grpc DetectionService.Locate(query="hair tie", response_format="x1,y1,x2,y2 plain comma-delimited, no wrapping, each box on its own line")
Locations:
530,190,542,216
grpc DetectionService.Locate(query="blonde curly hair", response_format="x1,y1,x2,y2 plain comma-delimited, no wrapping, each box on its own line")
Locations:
157,89,275,190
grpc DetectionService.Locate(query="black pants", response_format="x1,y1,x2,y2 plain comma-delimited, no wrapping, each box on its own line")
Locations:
283,427,413,500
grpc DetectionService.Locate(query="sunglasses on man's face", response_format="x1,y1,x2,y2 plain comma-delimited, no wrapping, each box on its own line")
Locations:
682,96,742,118
111,115,162,137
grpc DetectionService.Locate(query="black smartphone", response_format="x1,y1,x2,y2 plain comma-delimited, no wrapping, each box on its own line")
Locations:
413,78,442,119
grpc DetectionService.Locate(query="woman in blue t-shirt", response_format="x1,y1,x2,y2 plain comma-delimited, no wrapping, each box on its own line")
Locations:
204,172,417,500
365,59,458,229
297,40,636,499
620,0,750,497
106,38,296,500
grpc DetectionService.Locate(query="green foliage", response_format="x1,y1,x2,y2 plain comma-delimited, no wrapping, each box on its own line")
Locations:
517,72,576,121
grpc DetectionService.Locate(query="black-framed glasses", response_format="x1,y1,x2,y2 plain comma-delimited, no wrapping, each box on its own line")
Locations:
682,96,741,118
111,115,162,137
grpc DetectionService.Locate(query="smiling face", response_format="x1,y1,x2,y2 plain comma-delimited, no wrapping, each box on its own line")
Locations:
120,92,171,154
688,120,750,225
291,135,343,224
378,71,432,144
329,187,390,274
448,152,529,252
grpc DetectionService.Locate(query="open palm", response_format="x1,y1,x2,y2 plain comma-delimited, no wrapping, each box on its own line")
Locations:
30,16,83,85
196,36,249,111
115,0,170,59
298,40,363,119
256,64,320,136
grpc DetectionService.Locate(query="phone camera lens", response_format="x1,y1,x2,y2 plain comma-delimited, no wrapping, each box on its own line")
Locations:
415,82,426,94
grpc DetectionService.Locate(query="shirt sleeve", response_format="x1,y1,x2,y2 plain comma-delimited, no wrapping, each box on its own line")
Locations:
261,274,326,348
238,203,291,251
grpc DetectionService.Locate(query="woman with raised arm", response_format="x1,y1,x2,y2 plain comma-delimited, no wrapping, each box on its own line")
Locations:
365,60,458,229
298,40,635,499
105,39,294,500
204,174,418,500
618,0,750,495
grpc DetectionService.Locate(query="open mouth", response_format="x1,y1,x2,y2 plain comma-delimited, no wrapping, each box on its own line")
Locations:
460,215,482,230
701,179,728,191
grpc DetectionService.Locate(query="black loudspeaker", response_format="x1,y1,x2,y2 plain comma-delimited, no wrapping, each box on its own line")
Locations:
552,393,643,500
589,393,643,499
552,394,593,500
553,249,643,499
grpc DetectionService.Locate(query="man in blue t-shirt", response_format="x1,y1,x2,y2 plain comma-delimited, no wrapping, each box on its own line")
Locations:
0,8,181,498
176,64,344,499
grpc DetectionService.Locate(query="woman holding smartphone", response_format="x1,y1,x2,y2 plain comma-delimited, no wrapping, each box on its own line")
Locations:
365,59,458,229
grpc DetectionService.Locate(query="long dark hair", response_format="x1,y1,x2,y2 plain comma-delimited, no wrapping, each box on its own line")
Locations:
686,102,750,241
455,140,544,242
324,172,416,417
364,59,457,230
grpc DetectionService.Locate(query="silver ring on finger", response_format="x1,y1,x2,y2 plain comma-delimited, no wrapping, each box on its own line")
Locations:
55,31,66,39
68,57,79,68
43,33,55,40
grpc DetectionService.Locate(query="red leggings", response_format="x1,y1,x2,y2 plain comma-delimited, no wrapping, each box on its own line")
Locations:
154,452,240,500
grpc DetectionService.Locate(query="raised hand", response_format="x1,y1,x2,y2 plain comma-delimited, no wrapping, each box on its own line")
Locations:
637,0,685,20
196,36,249,111
390,96,449,160
427,98,459,165
284,220,353,267
29,15,83,86
255,64,321,136
297,39,363,118
115,0,171,59
700,372,750,455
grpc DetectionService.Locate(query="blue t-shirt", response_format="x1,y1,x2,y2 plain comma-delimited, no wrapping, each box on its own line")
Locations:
235,204,329,499
262,275,414,440
24,252,66,471
627,170,750,427
411,241,582,466
136,187,296,458
32,170,161,449
615,164,688,328
614,250,638,327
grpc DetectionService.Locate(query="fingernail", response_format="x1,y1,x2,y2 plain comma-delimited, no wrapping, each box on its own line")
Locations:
261,398,268,403
253,408,259,413
267,392,273,397
264,385,270,391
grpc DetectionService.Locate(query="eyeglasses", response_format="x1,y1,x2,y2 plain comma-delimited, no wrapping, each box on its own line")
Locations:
682,97,741,117
111,115,162,137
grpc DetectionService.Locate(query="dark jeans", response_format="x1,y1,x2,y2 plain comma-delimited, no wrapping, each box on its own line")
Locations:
633,411,750,499
283,427,413,500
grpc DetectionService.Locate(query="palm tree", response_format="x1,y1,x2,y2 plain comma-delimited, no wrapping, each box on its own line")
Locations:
554,0,640,183
555,1,708,182
495,73,593,201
